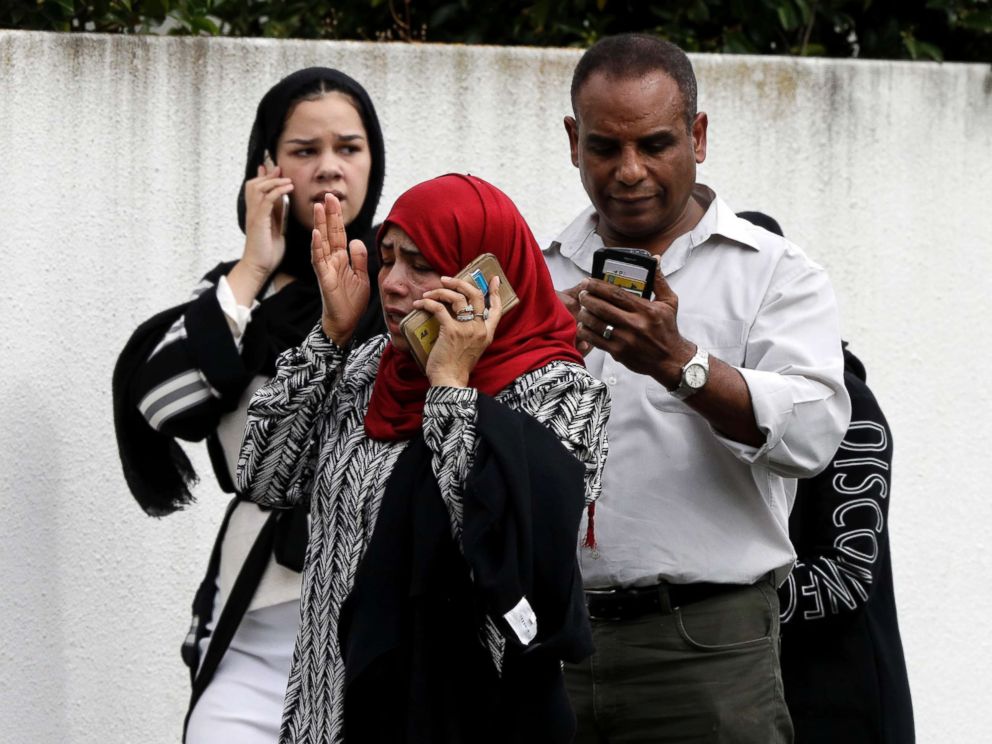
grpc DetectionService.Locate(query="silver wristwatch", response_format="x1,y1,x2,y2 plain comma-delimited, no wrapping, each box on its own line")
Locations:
670,345,710,400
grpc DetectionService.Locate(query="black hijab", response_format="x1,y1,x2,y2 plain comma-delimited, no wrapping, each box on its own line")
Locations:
237,66,386,283
236,66,387,355
113,68,386,516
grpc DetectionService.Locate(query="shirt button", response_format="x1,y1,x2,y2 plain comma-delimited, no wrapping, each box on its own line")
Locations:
606,376,617,386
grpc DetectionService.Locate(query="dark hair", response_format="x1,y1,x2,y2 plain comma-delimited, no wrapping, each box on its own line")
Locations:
737,211,784,237
570,33,697,131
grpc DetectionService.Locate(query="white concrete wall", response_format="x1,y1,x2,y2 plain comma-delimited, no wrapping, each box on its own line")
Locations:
2,29,990,742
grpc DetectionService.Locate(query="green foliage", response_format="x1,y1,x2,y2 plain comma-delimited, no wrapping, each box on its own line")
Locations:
2,0,990,61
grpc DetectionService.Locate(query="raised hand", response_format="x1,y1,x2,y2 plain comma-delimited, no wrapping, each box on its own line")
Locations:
414,275,504,388
312,193,371,346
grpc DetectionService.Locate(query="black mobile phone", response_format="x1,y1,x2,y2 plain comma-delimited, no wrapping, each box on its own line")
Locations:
591,247,657,299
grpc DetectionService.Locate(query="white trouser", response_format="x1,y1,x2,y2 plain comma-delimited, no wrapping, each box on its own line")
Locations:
185,599,300,744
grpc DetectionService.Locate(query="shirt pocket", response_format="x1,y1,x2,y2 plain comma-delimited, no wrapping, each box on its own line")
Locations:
645,313,747,415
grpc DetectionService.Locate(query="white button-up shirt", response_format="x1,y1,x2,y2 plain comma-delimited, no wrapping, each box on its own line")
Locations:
543,185,851,587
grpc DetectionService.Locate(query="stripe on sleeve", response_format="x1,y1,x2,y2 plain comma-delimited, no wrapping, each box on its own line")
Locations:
146,386,215,430
139,370,217,429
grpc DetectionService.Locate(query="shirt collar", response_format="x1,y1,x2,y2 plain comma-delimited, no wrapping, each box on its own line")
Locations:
551,184,762,276
549,204,601,273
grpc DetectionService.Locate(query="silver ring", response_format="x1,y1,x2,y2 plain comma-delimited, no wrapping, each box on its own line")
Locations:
475,309,490,321
602,324,614,340
461,304,475,315
456,311,475,322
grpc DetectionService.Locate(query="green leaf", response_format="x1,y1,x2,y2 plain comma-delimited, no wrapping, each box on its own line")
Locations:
957,11,992,32
686,0,709,23
915,40,944,60
197,16,220,34
430,3,461,27
777,3,799,30
264,20,290,38
531,0,552,30
145,0,171,17
724,28,757,53
52,0,74,13
902,32,919,59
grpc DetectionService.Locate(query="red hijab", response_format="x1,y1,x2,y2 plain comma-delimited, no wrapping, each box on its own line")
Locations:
364,174,583,441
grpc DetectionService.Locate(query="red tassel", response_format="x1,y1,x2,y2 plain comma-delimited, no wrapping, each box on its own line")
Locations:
582,502,597,550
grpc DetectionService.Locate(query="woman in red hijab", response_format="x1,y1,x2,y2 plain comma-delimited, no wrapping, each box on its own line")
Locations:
239,174,610,743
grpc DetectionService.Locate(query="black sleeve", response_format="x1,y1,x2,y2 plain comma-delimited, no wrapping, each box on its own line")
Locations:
129,261,259,442
779,371,893,627
114,261,247,514
463,394,593,663
340,399,591,744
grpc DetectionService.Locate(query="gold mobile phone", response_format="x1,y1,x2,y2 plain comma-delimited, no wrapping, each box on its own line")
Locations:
399,253,520,372
263,149,289,236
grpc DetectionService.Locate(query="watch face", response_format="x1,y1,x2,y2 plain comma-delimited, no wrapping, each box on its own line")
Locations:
685,363,707,389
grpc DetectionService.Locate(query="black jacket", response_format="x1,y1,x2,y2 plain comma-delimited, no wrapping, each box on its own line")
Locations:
779,347,914,743
339,394,593,743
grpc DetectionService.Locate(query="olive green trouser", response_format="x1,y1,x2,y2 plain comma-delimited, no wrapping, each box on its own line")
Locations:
566,578,794,744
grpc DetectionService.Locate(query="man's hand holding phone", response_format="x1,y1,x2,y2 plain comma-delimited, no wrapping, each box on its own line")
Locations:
562,247,660,358
312,193,370,347
576,260,695,388
557,285,594,356
579,248,765,447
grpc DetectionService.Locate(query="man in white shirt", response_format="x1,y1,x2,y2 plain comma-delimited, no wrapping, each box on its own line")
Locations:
543,34,851,743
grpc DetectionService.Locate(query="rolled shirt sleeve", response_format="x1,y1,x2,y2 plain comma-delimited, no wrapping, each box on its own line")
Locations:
714,264,851,477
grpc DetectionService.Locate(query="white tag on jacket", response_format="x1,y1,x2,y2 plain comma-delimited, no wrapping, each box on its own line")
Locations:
503,596,538,645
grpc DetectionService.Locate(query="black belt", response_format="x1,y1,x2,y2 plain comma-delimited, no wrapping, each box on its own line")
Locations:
585,582,745,620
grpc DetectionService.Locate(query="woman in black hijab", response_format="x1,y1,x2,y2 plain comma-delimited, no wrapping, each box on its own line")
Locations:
112,67,386,743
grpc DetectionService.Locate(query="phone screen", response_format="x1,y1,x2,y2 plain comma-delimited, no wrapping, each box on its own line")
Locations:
601,258,651,296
